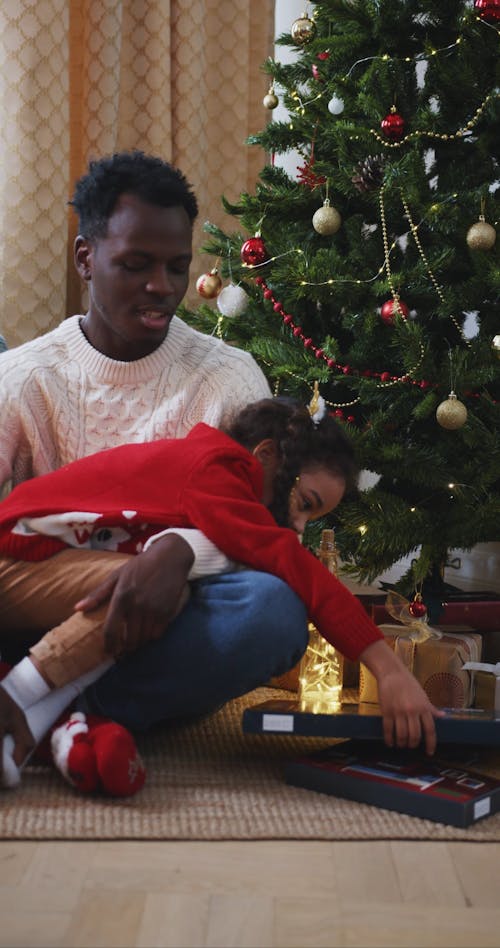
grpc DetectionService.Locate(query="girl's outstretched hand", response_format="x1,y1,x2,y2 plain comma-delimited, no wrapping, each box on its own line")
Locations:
360,639,446,755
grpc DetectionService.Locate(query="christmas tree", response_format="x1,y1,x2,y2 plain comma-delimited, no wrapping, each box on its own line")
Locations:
183,0,500,613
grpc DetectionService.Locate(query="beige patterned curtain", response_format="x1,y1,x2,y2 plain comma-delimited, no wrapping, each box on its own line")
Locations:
0,0,273,347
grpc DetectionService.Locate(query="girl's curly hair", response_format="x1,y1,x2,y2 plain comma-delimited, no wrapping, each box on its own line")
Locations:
224,398,359,526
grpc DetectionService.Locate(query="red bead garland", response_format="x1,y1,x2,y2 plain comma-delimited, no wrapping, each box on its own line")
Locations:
253,278,498,406
255,277,418,387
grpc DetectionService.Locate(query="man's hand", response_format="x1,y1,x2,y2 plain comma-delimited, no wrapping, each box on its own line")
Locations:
0,687,35,781
360,639,445,755
75,534,194,657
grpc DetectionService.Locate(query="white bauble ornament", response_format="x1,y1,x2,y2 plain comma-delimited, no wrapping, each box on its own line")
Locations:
327,95,345,116
436,392,468,430
216,283,249,318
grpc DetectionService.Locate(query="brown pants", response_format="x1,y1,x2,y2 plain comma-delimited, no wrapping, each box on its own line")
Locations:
0,549,131,687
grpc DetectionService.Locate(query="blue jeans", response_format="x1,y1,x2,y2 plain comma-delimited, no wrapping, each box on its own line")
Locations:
78,571,308,731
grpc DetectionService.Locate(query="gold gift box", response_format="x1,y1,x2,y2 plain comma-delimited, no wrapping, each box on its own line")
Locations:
360,624,483,709
474,670,500,711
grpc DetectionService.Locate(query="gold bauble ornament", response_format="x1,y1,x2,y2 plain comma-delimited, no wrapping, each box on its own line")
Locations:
492,334,500,359
466,216,496,251
312,198,341,235
291,12,317,44
195,268,222,300
436,392,468,430
263,84,278,110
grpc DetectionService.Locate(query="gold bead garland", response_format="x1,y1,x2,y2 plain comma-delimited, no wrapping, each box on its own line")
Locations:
367,91,498,148
399,193,472,349
271,368,360,411
378,187,409,316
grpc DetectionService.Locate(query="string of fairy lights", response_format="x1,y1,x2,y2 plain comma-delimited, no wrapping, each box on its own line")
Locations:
288,65,497,134
282,8,499,137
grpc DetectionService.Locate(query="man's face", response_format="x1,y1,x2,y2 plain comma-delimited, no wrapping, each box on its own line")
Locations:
75,193,193,361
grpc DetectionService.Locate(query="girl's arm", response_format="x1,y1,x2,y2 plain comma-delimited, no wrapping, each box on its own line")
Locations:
359,639,445,755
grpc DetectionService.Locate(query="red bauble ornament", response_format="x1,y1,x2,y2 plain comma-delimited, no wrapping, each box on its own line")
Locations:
312,50,330,81
380,298,409,323
240,236,268,267
474,0,500,22
381,108,405,141
409,595,427,619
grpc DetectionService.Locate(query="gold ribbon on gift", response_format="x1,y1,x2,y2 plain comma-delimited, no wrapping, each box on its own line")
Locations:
384,591,442,642
383,591,442,674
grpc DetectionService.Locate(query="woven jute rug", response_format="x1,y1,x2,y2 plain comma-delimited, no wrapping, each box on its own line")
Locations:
2,687,500,842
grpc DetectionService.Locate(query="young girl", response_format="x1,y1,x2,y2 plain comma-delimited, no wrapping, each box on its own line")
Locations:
0,396,442,789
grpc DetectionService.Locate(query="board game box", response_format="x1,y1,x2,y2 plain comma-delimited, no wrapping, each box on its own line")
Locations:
242,698,500,745
285,740,500,827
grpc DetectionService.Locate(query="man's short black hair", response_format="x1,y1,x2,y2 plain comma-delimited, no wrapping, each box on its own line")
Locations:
70,150,199,240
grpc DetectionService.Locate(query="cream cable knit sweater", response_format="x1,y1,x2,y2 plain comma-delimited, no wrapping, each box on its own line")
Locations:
0,314,271,576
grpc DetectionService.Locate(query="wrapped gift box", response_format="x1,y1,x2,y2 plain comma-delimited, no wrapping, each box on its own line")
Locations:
360,625,483,708
463,662,500,712
475,670,500,711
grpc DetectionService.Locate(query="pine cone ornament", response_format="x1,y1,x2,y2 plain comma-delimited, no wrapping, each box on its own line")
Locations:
352,155,385,193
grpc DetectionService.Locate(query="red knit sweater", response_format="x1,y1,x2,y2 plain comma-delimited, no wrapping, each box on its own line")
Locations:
0,423,382,660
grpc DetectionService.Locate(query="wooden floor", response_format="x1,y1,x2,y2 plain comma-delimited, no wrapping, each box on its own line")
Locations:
1,840,499,947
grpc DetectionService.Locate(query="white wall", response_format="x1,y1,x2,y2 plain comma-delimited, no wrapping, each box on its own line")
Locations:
273,1,306,180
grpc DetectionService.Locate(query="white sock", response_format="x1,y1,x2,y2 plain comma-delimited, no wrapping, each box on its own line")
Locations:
2,737,21,788
1,657,51,709
1,658,114,789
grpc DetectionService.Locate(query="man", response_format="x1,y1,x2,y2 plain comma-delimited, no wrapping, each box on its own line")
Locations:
0,151,309,762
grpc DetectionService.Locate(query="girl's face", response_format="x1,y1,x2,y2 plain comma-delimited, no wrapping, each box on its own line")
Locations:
288,466,346,536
